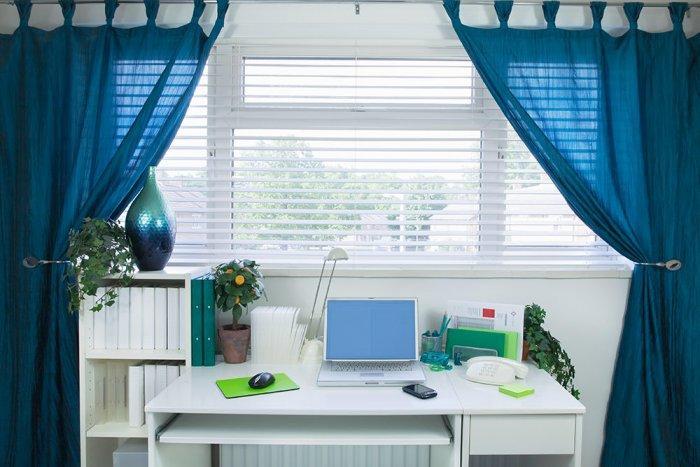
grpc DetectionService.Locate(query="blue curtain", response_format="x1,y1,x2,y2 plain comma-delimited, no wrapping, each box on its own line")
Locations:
0,0,227,464
444,1,699,465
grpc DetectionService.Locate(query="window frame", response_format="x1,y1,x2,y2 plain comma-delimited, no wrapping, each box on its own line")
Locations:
163,42,619,269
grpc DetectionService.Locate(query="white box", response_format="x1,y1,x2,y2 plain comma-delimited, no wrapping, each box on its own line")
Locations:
142,288,155,350
166,288,179,350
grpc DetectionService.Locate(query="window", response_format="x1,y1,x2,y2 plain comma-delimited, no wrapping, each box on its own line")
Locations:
157,45,618,267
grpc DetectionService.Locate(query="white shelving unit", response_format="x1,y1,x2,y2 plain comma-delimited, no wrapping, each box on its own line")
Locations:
79,269,198,467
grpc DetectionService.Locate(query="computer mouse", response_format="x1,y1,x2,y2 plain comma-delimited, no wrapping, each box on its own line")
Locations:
248,372,275,389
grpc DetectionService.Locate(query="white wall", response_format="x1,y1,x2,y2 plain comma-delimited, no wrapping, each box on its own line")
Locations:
236,268,630,467
0,2,675,465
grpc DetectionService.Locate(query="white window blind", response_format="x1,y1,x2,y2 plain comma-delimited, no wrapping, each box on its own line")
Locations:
157,45,619,266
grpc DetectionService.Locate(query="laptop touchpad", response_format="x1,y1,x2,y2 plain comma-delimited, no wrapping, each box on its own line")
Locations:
360,372,384,377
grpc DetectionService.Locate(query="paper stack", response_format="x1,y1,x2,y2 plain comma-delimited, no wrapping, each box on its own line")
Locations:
250,306,307,363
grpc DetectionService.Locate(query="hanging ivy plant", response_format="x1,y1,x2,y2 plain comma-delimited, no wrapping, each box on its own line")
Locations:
65,218,136,313
524,303,580,399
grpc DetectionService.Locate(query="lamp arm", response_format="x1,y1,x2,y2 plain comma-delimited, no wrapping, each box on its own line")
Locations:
313,259,337,338
307,259,327,335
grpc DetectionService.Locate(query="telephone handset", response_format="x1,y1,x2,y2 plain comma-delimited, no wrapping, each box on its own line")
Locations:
464,356,529,385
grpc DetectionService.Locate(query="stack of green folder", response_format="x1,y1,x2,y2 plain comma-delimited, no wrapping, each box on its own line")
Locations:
191,276,216,366
446,327,519,361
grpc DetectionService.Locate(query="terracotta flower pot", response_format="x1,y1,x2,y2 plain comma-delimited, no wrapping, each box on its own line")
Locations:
218,324,251,364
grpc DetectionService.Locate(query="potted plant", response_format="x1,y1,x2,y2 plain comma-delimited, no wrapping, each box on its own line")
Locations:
65,218,136,313
523,303,580,399
213,259,265,363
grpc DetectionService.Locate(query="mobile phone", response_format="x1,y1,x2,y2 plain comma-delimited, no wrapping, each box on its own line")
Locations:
402,384,437,399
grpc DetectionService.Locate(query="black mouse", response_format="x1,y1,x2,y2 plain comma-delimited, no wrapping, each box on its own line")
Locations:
248,372,275,389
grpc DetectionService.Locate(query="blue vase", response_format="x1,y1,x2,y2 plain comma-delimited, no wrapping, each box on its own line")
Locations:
126,166,176,271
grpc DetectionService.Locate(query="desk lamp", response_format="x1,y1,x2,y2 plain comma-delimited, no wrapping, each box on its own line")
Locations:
299,247,349,363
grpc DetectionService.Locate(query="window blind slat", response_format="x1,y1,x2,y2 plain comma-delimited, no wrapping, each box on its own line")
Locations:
150,49,616,266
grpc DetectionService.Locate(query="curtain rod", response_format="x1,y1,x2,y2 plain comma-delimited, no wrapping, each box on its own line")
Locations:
1,0,698,6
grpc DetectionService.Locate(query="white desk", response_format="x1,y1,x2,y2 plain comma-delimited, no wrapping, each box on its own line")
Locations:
449,364,585,467
146,363,584,467
146,363,463,467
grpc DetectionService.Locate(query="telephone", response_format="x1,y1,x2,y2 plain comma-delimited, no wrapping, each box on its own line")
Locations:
464,356,529,386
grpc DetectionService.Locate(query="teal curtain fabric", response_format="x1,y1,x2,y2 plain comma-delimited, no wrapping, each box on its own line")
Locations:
0,0,227,464
444,1,699,465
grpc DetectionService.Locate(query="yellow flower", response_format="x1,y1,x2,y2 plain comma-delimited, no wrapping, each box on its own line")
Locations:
234,275,245,286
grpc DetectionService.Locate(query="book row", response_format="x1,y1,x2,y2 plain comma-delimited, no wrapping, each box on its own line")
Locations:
84,287,185,351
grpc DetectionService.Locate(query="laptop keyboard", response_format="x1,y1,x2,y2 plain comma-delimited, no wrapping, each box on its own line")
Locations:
330,361,414,372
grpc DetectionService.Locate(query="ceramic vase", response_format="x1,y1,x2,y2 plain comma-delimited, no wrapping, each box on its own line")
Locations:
125,166,176,271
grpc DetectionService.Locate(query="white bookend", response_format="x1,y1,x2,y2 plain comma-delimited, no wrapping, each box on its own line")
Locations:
83,294,95,350
154,288,168,350
178,287,186,350
166,288,180,350
166,365,179,385
129,287,143,350
92,287,106,350
105,289,119,350
105,363,117,420
117,288,130,350
144,365,156,404
155,365,168,396
142,288,156,350
127,365,145,427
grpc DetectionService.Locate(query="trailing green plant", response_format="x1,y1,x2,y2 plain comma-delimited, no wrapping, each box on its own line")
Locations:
65,218,136,313
212,259,266,324
524,303,580,399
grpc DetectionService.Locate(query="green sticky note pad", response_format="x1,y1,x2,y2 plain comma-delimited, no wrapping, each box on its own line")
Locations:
216,373,299,399
499,383,535,398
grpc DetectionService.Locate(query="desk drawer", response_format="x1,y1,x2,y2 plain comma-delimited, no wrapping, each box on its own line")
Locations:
468,414,575,455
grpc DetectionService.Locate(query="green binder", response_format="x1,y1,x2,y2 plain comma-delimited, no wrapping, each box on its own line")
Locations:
216,373,299,399
202,278,216,367
446,327,508,359
190,279,204,366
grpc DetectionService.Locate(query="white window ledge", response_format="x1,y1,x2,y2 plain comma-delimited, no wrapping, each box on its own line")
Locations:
259,264,633,279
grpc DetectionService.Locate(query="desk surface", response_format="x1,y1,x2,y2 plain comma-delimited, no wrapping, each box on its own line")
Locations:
448,364,585,415
146,362,584,416
146,362,462,416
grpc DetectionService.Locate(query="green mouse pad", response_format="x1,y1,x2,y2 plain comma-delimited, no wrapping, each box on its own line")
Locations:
216,373,299,399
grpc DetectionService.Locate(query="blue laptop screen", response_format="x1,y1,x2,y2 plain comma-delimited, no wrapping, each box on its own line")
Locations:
325,299,416,360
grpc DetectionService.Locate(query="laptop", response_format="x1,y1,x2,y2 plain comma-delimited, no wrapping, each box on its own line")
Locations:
316,298,426,386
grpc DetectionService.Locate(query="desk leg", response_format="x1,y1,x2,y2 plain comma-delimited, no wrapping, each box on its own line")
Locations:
429,415,462,467
461,415,470,467
566,414,583,467
147,412,211,467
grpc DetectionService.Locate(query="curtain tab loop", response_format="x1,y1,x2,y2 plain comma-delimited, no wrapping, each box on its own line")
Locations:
623,2,643,30
638,259,682,271
543,1,560,29
15,0,32,28
144,0,159,27
590,1,606,30
494,1,513,29
191,0,205,22
105,0,118,26
59,0,75,26
216,0,229,23
668,2,688,31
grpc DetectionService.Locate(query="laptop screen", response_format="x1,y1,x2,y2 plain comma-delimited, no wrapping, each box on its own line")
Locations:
325,299,417,360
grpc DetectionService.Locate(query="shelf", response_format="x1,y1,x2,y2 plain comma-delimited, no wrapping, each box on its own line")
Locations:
86,349,186,360
158,415,452,446
87,421,147,438
103,266,209,281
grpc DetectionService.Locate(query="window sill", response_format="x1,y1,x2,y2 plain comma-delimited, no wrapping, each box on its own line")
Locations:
259,264,632,279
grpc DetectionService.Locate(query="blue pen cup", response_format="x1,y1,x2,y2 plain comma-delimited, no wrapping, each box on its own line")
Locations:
421,335,442,354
